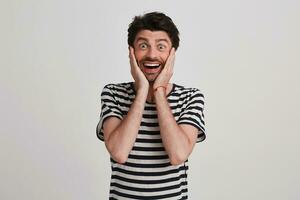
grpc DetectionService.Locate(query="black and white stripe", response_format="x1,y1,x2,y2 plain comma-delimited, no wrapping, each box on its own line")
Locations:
96,82,206,199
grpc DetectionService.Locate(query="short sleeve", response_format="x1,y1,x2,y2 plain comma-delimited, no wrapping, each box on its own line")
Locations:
177,89,206,143
96,84,123,141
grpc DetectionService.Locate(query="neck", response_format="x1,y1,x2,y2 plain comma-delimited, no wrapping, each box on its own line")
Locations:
133,82,173,103
147,83,172,103
147,84,155,103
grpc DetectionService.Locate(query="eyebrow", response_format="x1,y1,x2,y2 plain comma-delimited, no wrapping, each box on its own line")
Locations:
156,38,170,43
135,37,170,44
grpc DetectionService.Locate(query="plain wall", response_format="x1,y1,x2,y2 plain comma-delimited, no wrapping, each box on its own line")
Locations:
1,0,299,199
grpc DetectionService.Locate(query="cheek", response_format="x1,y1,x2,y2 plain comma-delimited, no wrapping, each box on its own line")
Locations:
161,53,170,64
134,51,145,62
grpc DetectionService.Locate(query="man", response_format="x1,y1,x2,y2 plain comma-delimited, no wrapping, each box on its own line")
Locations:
97,11,206,200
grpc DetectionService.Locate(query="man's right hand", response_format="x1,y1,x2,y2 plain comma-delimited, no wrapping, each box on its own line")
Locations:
129,46,149,94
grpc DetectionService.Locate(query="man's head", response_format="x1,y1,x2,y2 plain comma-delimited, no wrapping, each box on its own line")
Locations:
128,12,180,82
128,12,180,50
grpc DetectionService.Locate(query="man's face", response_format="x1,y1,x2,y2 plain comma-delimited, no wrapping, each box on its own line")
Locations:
133,30,172,83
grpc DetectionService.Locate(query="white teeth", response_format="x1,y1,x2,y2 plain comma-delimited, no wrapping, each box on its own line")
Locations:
145,63,159,66
144,63,160,68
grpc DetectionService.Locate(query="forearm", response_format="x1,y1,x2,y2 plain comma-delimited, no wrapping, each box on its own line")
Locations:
154,88,193,165
106,91,147,163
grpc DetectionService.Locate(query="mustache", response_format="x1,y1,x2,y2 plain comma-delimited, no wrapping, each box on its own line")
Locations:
141,57,163,63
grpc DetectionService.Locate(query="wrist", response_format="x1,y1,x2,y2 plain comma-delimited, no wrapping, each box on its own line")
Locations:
153,85,167,92
134,82,149,94
136,88,148,98
153,86,167,98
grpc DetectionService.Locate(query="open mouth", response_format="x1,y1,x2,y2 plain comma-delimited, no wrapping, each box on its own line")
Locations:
143,63,160,69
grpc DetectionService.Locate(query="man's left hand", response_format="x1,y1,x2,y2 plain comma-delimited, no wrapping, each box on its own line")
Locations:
153,47,175,90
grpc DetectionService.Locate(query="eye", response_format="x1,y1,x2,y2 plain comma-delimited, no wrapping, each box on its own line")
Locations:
139,43,148,50
158,44,166,51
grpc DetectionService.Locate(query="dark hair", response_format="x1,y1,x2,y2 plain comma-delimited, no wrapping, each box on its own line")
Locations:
127,12,180,50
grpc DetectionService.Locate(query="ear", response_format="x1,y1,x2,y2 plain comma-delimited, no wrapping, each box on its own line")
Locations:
169,47,175,53
128,45,133,51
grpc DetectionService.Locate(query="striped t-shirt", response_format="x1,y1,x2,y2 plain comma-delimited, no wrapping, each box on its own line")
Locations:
96,82,206,200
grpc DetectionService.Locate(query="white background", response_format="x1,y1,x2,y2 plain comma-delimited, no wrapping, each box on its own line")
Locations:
1,0,299,199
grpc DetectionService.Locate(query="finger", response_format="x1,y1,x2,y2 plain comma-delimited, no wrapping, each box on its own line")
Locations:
129,47,138,69
170,48,175,72
164,47,175,72
129,46,134,61
129,49,137,77
167,48,175,66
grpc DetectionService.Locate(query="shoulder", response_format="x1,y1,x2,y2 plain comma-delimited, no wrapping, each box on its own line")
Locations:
172,83,205,99
103,82,132,90
102,82,133,93
101,82,135,99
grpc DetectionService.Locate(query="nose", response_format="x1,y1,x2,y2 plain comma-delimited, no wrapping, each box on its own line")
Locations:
146,47,159,59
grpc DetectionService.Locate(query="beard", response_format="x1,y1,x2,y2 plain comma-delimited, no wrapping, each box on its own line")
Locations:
136,56,166,84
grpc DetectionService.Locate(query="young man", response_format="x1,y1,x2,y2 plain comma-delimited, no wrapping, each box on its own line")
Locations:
97,12,206,200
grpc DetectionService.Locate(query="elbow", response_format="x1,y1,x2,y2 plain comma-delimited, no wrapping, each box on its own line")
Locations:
106,143,128,164
170,158,186,166
110,149,128,164
169,153,188,166
112,153,128,164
